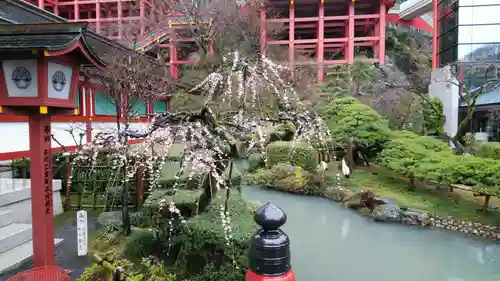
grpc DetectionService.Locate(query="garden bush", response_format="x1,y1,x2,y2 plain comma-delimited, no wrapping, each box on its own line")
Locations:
105,185,133,209
266,122,296,144
248,153,265,172
379,133,500,196
320,97,391,160
170,193,256,281
246,164,327,196
475,142,500,160
124,228,159,261
266,141,318,171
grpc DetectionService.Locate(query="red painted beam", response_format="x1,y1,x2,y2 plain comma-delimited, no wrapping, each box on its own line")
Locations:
386,14,433,33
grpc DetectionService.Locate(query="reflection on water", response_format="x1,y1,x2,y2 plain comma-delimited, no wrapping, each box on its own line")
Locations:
243,186,500,281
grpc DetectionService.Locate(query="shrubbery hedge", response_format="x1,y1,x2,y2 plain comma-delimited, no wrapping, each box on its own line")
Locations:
266,141,318,171
475,142,500,160
247,164,328,196
379,131,500,196
321,97,391,160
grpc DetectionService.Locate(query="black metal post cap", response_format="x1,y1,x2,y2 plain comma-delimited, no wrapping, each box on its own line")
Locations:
249,202,291,276
254,202,287,231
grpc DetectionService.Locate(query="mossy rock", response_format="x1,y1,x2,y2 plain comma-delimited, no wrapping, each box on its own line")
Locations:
267,122,296,144
359,207,373,216
248,153,265,172
266,141,318,171
324,186,354,202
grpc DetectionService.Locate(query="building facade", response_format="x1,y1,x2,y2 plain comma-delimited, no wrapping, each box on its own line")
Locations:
436,0,500,71
432,0,500,140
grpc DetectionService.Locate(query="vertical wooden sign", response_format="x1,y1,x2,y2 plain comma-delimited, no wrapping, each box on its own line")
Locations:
77,210,88,256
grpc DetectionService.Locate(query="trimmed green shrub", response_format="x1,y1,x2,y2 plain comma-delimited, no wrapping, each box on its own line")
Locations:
130,212,151,227
124,228,158,260
379,133,500,196
248,153,265,172
105,185,133,209
389,130,420,140
267,122,296,144
320,97,391,160
422,97,445,135
266,141,318,171
171,193,256,281
475,142,500,160
246,164,327,196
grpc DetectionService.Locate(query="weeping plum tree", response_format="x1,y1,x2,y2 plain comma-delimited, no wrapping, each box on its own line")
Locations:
75,51,330,243
83,52,174,235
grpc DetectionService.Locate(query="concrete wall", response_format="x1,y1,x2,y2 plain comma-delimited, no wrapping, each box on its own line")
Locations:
0,179,63,224
429,66,460,137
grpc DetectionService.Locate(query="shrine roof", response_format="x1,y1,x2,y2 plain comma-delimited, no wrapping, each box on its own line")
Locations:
0,0,145,65
0,22,89,51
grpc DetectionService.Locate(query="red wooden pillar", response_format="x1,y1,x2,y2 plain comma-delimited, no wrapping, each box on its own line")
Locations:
317,0,325,82
96,2,101,34
169,28,179,79
347,0,355,64
289,0,295,74
73,0,79,21
373,18,380,58
37,0,44,9
85,85,93,143
432,0,438,70
260,7,267,59
118,0,123,40
378,0,386,64
29,114,56,267
140,0,146,36
209,40,215,56
167,98,172,113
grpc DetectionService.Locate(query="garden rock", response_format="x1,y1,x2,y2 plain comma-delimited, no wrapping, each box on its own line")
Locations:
97,211,123,227
343,190,375,209
325,186,354,202
401,209,431,226
372,204,402,222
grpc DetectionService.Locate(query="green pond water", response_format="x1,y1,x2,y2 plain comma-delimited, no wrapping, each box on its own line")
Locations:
242,185,500,281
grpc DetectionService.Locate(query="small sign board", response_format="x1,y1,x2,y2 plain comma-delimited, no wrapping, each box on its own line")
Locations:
76,210,88,256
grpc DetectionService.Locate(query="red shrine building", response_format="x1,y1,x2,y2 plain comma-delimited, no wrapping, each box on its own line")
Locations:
0,0,431,160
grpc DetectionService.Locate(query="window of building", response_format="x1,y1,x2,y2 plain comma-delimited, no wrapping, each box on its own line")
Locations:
94,91,117,116
153,101,168,113
131,100,147,116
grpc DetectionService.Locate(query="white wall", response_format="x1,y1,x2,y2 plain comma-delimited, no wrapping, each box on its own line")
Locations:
429,66,460,138
0,121,151,155
0,122,85,153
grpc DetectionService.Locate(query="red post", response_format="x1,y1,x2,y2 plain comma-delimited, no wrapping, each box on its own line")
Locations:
260,7,267,59
65,155,71,210
136,166,144,207
28,114,56,267
432,0,438,70
347,0,355,64
169,33,178,79
316,0,325,82
378,0,386,65
289,1,295,74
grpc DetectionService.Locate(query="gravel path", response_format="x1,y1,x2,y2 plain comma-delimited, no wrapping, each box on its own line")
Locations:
0,214,99,281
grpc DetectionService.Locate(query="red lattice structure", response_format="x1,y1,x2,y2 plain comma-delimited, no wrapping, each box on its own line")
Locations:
7,266,70,281
24,0,396,82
